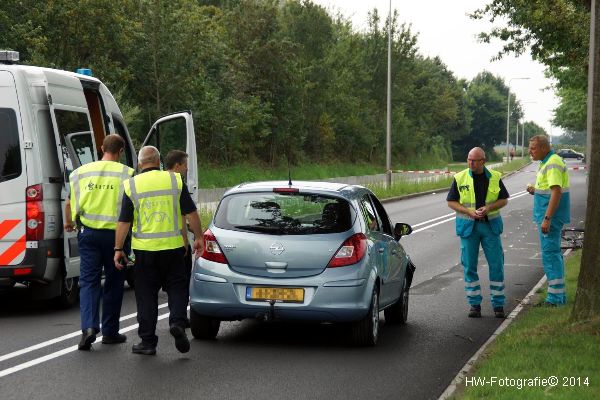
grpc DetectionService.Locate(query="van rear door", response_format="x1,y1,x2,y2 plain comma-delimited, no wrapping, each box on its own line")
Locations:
141,111,198,204
44,71,97,278
0,70,27,268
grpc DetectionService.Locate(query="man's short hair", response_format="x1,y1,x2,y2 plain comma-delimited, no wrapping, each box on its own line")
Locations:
164,150,188,170
138,146,160,165
102,134,125,154
529,134,550,148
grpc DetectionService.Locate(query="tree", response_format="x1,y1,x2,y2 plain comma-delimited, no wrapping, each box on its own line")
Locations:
572,0,600,321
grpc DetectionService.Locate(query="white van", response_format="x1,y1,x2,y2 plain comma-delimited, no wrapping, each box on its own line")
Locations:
0,51,198,307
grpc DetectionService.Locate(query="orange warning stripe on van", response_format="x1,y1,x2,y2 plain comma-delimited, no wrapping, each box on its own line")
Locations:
0,220,21,239
0,220,26,265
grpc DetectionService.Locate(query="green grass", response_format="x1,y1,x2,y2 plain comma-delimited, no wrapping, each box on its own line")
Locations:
456,251,600,400
199,162,385,188
494,158,531,174
368,176,455,199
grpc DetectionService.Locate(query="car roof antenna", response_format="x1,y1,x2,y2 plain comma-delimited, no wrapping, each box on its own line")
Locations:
287,152,292,186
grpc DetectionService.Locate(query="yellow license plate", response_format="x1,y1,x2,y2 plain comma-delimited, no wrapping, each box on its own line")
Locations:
246,287,304,303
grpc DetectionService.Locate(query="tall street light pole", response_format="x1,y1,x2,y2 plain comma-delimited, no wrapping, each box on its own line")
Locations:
506,77,529,163
386,0,392,188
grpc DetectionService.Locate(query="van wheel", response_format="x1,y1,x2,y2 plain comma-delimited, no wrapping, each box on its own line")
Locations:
54,277,79,309
352,288,379,346
384,276,409,324
190,308,220,340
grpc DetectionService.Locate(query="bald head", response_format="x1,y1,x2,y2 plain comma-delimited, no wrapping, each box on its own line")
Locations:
467,147,486,174
138,146,160,169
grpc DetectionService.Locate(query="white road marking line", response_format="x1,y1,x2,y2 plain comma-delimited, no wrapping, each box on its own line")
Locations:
411,191,529,233
0,303,168,363
0,187,536,376
0,309,177,378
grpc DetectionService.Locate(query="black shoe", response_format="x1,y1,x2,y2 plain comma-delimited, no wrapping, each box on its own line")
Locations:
170,325,190,353
468,305,481,318
78,328,97,350
132,342,156,355
102,333,127,344
493,307,505,318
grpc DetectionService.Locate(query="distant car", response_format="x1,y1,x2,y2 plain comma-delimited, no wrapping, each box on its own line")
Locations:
557,148,585,161
189,181,416,346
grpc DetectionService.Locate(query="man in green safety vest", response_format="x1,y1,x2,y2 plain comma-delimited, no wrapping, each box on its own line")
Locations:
526,135,570,306
113,146,203,355
65,134,134,350
447,147,510,318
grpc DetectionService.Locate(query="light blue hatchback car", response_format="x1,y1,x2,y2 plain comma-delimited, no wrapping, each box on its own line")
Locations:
189,181,415,346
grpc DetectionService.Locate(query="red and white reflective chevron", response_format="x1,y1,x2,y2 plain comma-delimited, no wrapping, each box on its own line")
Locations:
0,220,26,265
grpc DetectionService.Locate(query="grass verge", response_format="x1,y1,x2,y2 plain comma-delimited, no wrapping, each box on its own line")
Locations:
455,251,600,400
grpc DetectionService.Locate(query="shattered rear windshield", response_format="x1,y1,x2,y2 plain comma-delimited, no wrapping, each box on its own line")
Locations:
214,192,354,235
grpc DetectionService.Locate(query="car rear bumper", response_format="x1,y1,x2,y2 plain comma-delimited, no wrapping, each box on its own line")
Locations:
189,259,375,322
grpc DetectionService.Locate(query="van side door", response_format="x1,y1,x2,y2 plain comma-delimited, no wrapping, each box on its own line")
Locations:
140,111,198,205
44,71,97,278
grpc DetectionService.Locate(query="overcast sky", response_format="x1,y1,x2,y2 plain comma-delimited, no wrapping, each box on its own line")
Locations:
312,0,563,137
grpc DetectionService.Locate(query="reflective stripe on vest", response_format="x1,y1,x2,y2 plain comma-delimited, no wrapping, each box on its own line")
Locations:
69,161,134,230
535,153,570,191
124,171,184,250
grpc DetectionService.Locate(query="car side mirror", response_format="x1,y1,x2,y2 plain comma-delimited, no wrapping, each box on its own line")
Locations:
394,222,413,241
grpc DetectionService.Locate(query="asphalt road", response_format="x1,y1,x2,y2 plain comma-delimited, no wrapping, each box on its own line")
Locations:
0,159,588,400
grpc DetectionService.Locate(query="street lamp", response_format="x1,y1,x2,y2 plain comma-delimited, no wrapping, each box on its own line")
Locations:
385,0,392,188
506,77,529,163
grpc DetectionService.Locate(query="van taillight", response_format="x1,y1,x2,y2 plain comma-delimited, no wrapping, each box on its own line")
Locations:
201,229,228,264
26,184,44,241
327,233,367,268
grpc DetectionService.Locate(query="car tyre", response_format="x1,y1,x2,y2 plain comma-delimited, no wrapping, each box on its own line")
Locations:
352,288,379,346
384,276,409,324
54,276,79,309
190,307,220,340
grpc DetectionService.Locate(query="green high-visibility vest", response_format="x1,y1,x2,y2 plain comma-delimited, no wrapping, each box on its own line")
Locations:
123,170,184,251
453,167,503,237
69,160,134,230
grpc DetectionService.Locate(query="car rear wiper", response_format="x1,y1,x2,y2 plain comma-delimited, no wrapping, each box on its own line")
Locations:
234,225,284,234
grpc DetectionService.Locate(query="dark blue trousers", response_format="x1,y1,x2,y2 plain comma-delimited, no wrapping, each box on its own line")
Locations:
78,227,125,336
133,247,188,346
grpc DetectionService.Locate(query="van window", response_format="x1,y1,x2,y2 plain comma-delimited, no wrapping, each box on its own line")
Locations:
112,117,134,167
0,108,22,183
144,118,187,167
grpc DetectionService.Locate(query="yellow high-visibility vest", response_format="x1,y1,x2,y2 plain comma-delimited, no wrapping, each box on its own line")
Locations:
123,170,184,251
69,160,134,230
453,167,503,237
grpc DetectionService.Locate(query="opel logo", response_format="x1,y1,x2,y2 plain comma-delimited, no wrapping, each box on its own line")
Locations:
269,242,285,255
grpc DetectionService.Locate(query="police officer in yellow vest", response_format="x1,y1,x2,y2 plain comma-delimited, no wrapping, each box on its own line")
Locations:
447,147,510,318
113,146,204,355
526,135,570,306
64,134,134,350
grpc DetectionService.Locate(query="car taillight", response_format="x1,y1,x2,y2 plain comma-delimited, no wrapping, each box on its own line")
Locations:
26,184,44,241
201,229,227,264
327,233,367,268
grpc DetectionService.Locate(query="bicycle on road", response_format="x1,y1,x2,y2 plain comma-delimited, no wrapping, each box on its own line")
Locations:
561,228,585,250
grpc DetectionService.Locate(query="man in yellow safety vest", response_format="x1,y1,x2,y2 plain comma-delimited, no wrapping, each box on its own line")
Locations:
65,134,134,350
113,146,203,355
447,147,510,318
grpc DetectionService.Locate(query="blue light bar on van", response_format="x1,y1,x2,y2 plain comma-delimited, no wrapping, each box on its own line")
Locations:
76,68,93,76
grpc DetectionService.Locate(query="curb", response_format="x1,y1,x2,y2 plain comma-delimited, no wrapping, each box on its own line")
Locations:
438,247,573,400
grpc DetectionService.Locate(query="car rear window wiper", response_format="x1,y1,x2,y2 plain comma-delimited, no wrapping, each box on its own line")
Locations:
234,225,284,234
